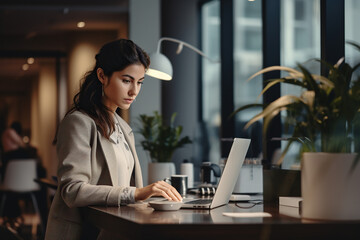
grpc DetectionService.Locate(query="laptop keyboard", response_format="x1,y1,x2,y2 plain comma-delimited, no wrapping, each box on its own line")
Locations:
185,199,213,204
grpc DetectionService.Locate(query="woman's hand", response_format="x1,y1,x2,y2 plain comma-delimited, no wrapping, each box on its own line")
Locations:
135,181,183,202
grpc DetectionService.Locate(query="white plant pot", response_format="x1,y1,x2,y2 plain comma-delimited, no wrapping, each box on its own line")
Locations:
301,152,360,220
148,162,176,184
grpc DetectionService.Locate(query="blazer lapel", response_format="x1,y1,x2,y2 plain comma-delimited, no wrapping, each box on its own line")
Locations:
116,114,144,188
98,133,118,186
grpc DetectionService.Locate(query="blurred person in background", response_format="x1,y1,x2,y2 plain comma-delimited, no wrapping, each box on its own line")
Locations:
1,121,41,178
0,121,46,232
1,121,26,156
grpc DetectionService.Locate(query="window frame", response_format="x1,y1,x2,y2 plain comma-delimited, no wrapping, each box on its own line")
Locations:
199,0,345,167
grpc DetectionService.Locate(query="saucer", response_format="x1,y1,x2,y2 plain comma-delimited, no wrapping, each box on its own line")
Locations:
148,201,183,211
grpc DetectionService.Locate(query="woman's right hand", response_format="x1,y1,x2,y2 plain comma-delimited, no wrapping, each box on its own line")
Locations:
135,181,183,202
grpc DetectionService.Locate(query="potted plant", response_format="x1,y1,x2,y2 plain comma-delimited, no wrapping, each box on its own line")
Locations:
233,42,360,220
138,111,192,183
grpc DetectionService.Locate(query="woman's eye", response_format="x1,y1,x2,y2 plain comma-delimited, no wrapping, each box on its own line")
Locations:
122,79,131,83
138,81,144,85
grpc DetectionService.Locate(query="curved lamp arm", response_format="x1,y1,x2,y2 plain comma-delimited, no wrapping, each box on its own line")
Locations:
146,37,220,81
156,37,220,64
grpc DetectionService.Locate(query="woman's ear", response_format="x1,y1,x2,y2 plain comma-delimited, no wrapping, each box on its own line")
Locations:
97,68,106,84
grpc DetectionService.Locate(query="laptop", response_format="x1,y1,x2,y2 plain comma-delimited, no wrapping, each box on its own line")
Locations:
181,138,251,209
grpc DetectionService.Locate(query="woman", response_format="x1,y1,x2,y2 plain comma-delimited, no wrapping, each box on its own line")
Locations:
1,121,26,154
45,39,182,240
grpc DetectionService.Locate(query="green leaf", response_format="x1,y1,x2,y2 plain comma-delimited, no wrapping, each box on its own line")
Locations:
137,111,192,162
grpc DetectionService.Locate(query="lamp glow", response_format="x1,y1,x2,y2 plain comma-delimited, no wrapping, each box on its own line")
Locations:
27,57,35,64
77,21,85,28
22,64,29,71
146,52,173,80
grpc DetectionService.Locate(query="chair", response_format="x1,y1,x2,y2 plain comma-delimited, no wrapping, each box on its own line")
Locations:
0,159,43,237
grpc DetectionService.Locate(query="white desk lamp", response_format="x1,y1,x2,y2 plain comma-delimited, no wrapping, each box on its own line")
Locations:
146,37,220,81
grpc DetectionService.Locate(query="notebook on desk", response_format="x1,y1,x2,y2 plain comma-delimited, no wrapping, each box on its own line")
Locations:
181,138,251,209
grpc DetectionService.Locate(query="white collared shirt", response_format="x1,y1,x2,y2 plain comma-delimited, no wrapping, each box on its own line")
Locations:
109,120,136,205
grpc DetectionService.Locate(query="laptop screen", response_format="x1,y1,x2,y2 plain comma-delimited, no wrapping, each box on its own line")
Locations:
210,138,251,209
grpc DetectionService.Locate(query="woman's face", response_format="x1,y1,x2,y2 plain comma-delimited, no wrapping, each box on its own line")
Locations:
101,63,145,112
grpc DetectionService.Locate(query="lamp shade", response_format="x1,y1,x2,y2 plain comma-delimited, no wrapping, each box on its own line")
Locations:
146,52,173,80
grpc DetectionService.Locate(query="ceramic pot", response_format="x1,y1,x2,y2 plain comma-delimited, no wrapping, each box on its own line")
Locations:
301,152,360,220
148,162,176,184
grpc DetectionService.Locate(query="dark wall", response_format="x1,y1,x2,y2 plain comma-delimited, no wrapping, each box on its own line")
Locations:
161,0,201,173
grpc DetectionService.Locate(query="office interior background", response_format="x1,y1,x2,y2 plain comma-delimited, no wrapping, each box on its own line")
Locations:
0,0,359,186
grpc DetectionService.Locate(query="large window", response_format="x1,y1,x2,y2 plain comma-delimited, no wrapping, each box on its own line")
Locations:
200,0,347,169
233,0,262,158
345,0,360,79
279,0,320,169
201,0,221,163
201,0,262,163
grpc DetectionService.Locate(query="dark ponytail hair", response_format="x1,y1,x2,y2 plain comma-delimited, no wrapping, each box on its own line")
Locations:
68,39,150,139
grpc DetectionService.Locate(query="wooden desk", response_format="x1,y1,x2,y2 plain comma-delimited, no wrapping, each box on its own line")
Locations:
85,201,360,240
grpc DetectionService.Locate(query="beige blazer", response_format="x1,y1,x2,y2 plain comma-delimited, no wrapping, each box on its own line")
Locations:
45,111,143,240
